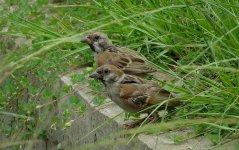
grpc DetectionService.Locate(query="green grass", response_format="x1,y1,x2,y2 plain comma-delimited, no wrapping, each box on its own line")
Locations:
0,0,239,149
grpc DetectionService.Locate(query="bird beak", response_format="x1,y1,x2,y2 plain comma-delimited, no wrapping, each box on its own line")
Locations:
81,36,91,44
89,73,101,79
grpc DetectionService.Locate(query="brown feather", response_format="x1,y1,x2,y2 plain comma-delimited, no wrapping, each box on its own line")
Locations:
90,65,183,113
82,32,173,80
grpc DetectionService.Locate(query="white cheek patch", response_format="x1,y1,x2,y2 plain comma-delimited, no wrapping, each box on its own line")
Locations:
93,42,102,53
104,74,116,83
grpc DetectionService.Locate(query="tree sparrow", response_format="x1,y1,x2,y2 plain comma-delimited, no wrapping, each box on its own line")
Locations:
89,65,182,127
81,32,172,81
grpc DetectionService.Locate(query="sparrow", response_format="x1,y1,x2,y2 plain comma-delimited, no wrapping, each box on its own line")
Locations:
81,32,173,81
89,65,182,127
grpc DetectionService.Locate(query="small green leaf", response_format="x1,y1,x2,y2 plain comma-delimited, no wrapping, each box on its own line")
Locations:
70,74,86,84
69,96,80,105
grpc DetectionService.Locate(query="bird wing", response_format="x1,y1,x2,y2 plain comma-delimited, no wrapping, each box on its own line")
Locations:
119,84,157,109
112,49,157,74
97,47,172,81
97,48,156,74
120,74,148,84
117,48,174,81
119,83,179,111
119,84,149,111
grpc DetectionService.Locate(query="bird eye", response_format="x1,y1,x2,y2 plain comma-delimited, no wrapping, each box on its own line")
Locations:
97,70,102,74
104,69,110,74
94,35,100,41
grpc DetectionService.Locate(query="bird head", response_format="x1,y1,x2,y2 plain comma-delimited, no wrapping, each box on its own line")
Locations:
89,65,124,84
81,32,112,53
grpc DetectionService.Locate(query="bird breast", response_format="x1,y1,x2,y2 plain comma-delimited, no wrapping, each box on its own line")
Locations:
95,52,112,66
105,83,140,113
105,83,121,103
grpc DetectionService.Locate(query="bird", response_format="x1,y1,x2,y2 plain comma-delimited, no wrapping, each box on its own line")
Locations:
81,32,173,81
89,65,182,128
